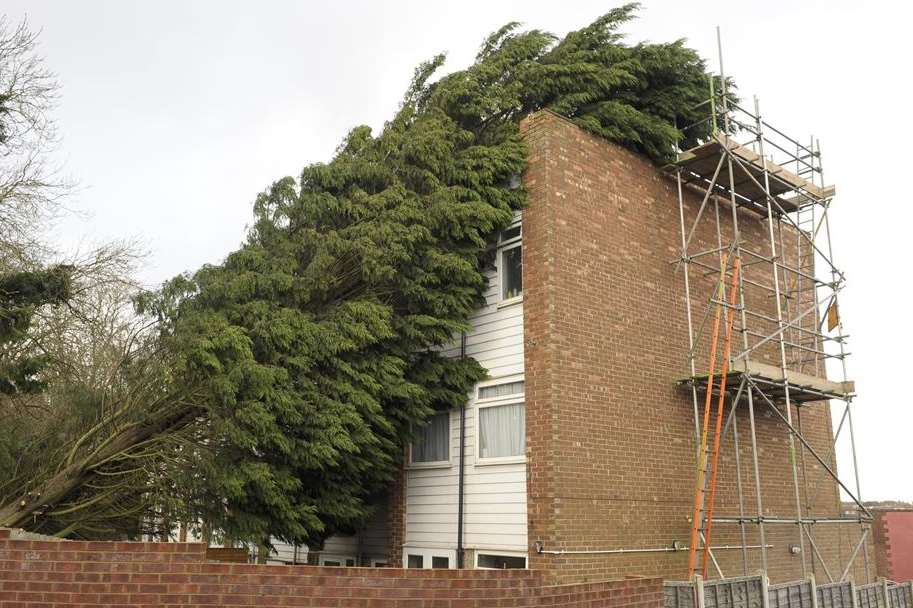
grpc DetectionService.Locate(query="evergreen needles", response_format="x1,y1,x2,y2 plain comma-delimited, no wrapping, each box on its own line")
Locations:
148,4,723,548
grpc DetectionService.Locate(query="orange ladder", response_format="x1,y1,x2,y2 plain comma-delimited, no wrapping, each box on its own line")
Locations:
687,256,741,579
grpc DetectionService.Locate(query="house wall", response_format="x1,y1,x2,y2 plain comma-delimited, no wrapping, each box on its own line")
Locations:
873,510,913,582
520,110,868,585
269,503,389,566
402,259,529,563
272,254,529,570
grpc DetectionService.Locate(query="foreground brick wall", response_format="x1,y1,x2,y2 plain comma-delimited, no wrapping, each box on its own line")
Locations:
873,510,913,582
0,530,662,608
520,110,869,584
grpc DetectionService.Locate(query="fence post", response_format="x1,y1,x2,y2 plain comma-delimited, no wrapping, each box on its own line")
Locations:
760,571,771,608
850,579,859,608
695,575,706,608
809,574,819,608
905,582,913,608
882,578,892,608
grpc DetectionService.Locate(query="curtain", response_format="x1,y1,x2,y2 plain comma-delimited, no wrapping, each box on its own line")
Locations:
479,403,525,459
412,412,450,462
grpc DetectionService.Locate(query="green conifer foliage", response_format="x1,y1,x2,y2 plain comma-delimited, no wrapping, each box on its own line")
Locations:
0,266,72,395
159,5,723,547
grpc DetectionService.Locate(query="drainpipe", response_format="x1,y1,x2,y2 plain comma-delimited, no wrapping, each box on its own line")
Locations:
457,332,467,568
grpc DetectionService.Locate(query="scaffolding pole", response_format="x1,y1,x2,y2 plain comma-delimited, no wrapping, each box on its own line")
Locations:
670,29,867,583
753,94,807,576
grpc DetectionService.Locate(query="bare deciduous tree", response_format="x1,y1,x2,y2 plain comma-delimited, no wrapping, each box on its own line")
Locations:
0,249,204,537
0,17,201,537
0,16,68,266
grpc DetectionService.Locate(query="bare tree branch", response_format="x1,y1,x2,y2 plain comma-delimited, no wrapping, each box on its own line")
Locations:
0,15,71,268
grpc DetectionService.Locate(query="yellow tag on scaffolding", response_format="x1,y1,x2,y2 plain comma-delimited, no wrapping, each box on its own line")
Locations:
827,300,839,332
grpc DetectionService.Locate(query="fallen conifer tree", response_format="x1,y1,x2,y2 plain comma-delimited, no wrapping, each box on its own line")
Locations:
1,4,725,545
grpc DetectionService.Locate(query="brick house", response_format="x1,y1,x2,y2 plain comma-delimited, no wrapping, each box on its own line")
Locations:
873,509,913,582
274,110,868,585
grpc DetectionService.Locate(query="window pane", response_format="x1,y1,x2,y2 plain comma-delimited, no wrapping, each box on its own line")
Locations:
501,246,522,300
345,559,355,567
323,560,341,566
478,554,526,569
412,412,449,463
432,556,449,569
407,554,424,568
479,381,524,401
500,225,521,242
479,403,525,459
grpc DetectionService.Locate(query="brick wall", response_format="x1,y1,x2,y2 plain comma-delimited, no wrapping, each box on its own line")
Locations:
873,510,913,582
385,463,407,568
520,110,869,584
0,529,662,608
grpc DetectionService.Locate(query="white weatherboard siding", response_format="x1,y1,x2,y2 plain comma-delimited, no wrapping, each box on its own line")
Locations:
356,506,390,560
443,298,524,378
267,503,389,565
404,261,527,556
272,218,527,566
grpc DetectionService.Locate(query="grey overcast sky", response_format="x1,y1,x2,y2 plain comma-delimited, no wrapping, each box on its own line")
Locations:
4,1,911,501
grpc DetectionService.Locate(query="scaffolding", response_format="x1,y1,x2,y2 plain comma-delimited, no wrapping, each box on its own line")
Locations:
671,30,870,583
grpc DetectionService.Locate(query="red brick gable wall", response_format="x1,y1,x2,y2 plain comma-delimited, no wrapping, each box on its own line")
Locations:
0,529,662,608
874,511,913,582
520,110,868,584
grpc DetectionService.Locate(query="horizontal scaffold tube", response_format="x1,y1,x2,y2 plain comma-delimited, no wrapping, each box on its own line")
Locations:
712,516,870,524
534,544,772,555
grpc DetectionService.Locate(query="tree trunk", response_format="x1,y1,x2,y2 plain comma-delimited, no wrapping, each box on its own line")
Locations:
0,406,199,530
257,539,270,564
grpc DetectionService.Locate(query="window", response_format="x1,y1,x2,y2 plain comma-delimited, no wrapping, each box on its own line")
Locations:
403,548,456,569
478,381,524,401
500,225,520,241
477,553,527,569
479,403,525,459
501,246,522,300
317,554,356,567
497,221,522,302
411,411,450,464
476,378,526,463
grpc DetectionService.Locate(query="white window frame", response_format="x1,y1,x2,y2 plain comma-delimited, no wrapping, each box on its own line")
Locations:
407,410,452,469
474,550,528,570
474,375,526,466
496,216,523,307
402,547,456,569
318,553,357,567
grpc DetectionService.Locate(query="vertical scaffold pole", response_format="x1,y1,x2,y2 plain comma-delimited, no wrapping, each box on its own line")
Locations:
732,402,749,575
678,170,702,460
819,140,869,582
716,26,767,572
753,94,807,576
